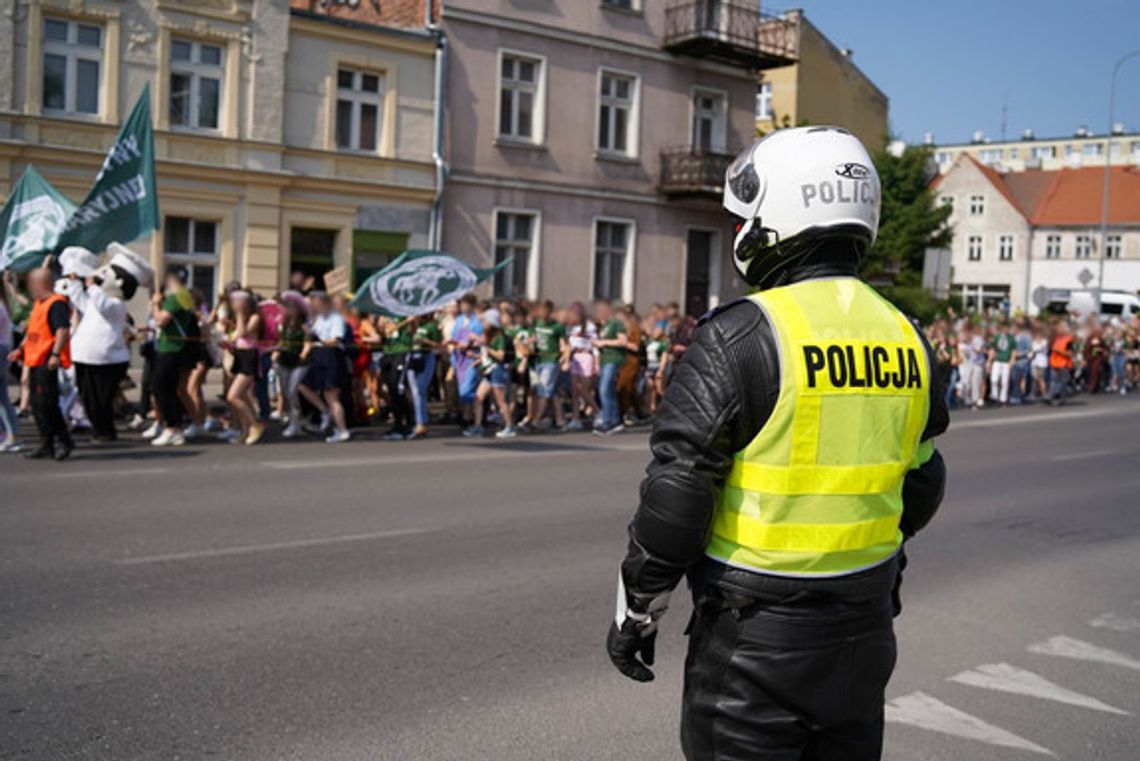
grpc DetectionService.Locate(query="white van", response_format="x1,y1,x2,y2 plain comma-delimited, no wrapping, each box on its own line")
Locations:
1045,289,1140,320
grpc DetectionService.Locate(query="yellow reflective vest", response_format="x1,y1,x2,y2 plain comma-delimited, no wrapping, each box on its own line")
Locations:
706,278,932,577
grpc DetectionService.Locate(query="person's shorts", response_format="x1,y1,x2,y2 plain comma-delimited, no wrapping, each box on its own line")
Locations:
570,351,595,378
304,347,344,392
232,348,260,378
532,362,559,399
488,364,511,389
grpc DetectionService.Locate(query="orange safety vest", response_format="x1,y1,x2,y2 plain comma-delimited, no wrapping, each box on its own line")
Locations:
24,293,71,369
1049,335,1073,370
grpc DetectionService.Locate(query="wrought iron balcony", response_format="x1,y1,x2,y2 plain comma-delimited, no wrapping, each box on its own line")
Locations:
660,148,733,198
664,1,797,69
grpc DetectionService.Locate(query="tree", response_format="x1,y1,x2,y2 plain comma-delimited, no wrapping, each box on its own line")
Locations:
865,144,952,286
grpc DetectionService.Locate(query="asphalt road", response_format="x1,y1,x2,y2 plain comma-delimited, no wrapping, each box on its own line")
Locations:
2,396,1140,760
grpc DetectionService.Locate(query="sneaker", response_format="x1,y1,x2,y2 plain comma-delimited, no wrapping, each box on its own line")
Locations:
245,421,266,446
382,431,408,441
203,417,220,433
141,421,163,439
325,429,351,444
127,414,146,431
269,410,286,422
0,438,24,453
216,428,242,443
495,426,518,439
406,428,429,441
152,429,185,447
319,411,331,432
462,425,484,438
562,419,584,432
593,423,625,437
282,421,299,439
183,423,202,440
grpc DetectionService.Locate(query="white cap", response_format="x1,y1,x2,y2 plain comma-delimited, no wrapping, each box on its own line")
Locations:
60,246,100,277
106,242,156,291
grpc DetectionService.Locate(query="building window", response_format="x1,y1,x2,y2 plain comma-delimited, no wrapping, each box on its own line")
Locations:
594,219,633,301
967,236,982,262
1083,142,1104,157
290,228,338,288
598,70,637,156
969,194,985,216
164,217,218,304
1031,145,1056,160
601,0,637,9
169,39,223,131
1075,234,1092,259
979,148,1003,164
935,151,951,165
493,211,537,298
1064,144,1076,157
1008,147,1019,159
335,68,383,152
499,53,542,143
1106,234,1122,259
939,195,954,208
1045,234,1061,259
998,235,1014,261
1131,141,1140,159
42,17,102,115
755,82,772,120
692,89,726,153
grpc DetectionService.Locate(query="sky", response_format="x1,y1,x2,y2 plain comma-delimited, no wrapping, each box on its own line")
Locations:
784,0,1140,145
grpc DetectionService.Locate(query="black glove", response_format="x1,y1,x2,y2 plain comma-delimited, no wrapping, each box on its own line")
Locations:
607,617,657,682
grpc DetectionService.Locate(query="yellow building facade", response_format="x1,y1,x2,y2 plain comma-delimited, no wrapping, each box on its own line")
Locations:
0,0,438,299
755,10,888,150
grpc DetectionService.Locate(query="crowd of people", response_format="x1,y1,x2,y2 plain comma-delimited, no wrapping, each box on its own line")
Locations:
0,263,698,457
4,258,1139,461
924,307,1140,409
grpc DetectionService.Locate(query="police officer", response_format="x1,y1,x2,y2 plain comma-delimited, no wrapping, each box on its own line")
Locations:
606,127,949,761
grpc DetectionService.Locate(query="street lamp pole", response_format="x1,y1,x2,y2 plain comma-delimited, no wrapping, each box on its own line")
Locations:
1096,49,1140,313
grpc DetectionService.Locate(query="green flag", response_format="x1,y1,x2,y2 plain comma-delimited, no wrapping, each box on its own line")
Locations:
0,166,78,272
56,84,159,252
351,250,511,318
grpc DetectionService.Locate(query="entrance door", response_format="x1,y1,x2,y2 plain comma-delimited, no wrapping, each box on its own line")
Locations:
692,90,726,153
685,230,715,317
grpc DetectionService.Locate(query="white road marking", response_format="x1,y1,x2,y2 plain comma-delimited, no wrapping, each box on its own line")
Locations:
1048,449,1114,462
885,691,1054,755
1028,636,1140,672
263,442,647,470
949,662,1128,715
951,405,1140,431
114,527,430,565
1090,612,1140,632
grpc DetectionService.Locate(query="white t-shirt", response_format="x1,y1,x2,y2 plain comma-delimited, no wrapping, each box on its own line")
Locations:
568,321,597,352
1031,338,1049,369
69,282,130,365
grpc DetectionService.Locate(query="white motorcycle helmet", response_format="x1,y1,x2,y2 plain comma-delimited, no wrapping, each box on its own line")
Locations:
723,126,881,287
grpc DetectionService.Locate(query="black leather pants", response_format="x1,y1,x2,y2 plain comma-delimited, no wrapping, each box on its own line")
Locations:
681,583,897,761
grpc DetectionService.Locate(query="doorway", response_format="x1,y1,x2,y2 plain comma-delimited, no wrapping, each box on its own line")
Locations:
685,229,718,318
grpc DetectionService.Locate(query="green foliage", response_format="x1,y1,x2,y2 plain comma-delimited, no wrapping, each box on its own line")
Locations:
865,144,952,285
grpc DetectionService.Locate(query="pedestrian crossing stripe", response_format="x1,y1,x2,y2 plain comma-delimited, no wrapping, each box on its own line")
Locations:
1028,636,1140,672
949,663,1129,715
1089,612,1140,633
886,691,1055,755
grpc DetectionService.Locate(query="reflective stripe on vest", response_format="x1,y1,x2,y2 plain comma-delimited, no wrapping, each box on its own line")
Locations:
706,278,930,577
24,294,71,369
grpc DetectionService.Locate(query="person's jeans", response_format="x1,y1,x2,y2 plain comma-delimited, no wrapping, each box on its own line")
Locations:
1048,367,1071,402
945,366,959,409
256,352,272,420
599,361,621,429
1111,354,1126,391
408,353,436,428
1010,360,1029,403
0,343,18,440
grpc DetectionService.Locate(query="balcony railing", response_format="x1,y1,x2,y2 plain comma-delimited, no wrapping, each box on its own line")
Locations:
664,1,797,69
660,148,733,198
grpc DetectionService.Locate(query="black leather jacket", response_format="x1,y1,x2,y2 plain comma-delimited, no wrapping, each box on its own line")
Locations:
619,258,950,612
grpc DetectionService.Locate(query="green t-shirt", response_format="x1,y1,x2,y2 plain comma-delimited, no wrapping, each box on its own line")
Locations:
157,289,196,354
599,319,626,366
412,320,443,352
384,324,414,355
482,333,508,371
991,332,1015,363
278,324,307,368
532,319,566,364
505,326,526,369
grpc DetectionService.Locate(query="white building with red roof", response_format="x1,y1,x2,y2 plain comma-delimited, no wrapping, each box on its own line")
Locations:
932,155,1140,313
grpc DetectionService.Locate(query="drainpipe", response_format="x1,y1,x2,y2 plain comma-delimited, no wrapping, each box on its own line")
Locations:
427,4,448,251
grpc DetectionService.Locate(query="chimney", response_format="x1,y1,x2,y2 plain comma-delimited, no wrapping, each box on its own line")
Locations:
1112,122,1125,135
972,130,985,144
1022,128,1035,140
1075,125,1090,137
923,132,934,146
